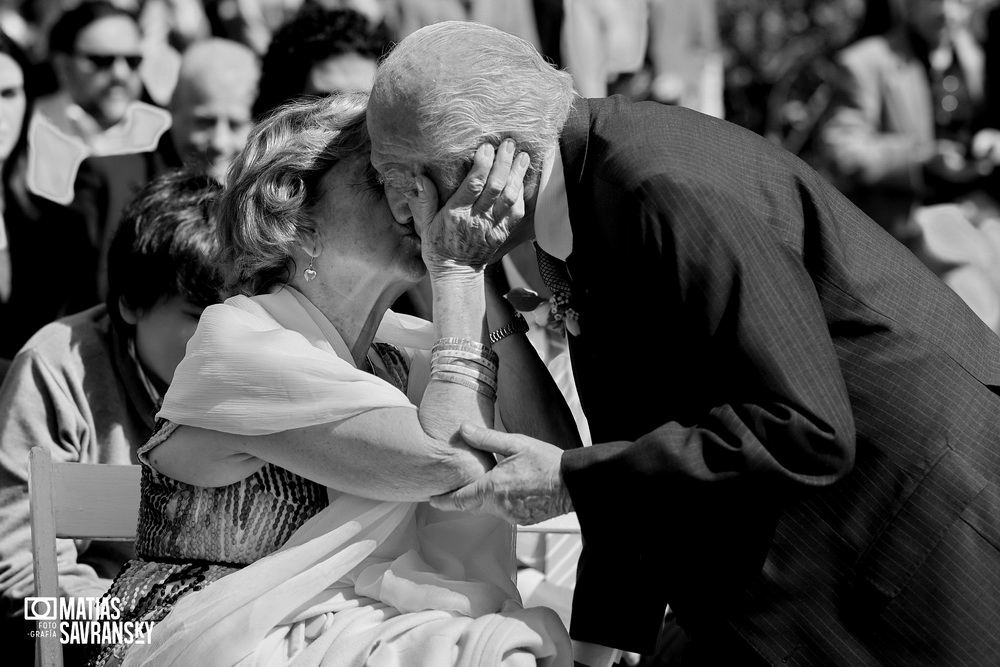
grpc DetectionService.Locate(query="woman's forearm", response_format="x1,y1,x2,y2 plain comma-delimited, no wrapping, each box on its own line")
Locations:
152,409,493,502
416,268,497,470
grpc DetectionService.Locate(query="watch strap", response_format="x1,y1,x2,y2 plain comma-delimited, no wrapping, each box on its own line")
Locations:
489,312,530,344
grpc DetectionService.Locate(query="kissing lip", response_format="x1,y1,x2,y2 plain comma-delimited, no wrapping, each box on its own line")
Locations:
397,219,419,236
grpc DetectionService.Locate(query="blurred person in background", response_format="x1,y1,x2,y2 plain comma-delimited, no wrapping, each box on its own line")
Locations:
822,0,1000,246
384,0,540,46
987,1,1000,123
646,0,723,117
26,1,171,208
135,0,213,106
252,4,389,120
308,0,386,23
0,31,92,365
606,0,724,118
560,0,647,98
73,37,259,301
165,38,259,185
32,0,168,156
0,169,223,667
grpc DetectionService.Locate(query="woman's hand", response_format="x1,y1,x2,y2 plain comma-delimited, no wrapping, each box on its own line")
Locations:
410,139,531,275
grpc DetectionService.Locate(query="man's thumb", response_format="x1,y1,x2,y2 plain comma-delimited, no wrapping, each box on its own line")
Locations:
460,424,520,456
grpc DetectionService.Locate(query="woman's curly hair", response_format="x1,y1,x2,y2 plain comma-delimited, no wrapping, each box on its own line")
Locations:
216,91,371,297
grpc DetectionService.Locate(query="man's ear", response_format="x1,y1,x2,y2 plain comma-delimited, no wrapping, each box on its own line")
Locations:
118,296,140,325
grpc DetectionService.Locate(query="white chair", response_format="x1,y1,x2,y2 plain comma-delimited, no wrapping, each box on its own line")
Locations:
517,515,583,640
28,447,140,667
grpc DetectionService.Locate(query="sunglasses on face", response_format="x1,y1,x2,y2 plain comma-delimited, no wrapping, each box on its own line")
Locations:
73,52,143,71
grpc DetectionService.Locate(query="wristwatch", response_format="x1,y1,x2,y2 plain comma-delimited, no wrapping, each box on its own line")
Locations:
489,312,529,344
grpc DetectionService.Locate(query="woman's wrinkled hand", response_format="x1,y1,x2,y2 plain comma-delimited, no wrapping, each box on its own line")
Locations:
410,139,531,275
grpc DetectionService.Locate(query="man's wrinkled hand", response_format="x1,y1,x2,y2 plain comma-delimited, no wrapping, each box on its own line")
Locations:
409,140,531,273
430,424,573,526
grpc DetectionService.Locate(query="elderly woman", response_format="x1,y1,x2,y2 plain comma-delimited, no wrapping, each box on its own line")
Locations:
85,91,578,667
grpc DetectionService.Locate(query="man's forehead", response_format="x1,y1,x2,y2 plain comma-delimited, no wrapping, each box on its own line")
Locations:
368,112,423,167
77,15,141,49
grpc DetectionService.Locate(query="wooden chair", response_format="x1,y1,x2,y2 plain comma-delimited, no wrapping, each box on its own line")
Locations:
28,447,141,667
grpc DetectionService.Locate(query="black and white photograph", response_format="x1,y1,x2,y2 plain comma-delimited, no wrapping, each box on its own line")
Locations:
1,1,999,665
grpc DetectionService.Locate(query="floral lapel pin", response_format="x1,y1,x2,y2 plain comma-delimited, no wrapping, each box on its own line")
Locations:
505,287,581,337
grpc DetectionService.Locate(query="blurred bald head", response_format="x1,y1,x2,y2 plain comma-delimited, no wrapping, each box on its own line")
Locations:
368,21,575,201
170,38,260,183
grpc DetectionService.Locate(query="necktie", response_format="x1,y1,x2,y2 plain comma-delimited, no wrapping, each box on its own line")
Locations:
534,242,581,336
534,243,573,301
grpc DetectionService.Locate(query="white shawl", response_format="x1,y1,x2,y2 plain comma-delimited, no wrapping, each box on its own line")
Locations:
124,287,571,666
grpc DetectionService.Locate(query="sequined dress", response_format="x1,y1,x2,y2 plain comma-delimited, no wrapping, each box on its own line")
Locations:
84,343,410,667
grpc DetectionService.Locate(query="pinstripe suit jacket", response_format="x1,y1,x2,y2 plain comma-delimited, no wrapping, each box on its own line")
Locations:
558,96,1000,665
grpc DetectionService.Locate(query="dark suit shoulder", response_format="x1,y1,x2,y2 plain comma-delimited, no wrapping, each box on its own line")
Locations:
586,98,816,198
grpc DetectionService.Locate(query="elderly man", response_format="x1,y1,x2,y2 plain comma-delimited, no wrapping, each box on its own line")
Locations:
166,38,259,183
28,1,171,206
73,38,259,299
35,1,160,152
367,21,1000,667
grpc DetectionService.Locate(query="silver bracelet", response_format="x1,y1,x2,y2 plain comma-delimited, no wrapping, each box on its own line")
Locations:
429,369,497,400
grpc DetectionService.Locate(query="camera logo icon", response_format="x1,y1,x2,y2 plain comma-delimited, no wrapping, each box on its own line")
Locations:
24,597,58,621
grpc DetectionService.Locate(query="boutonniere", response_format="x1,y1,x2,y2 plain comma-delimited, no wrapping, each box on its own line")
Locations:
505,287,581,337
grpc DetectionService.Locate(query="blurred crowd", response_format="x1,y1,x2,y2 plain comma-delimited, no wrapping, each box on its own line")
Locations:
0,0,732,375
0,1,998,665
0,1,996,367
0,0,998,363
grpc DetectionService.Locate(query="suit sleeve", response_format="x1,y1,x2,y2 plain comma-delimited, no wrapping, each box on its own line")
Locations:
0,349,112,617
561,175,856,647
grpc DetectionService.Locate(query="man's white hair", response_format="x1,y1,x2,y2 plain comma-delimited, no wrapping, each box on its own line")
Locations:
372,21,576,192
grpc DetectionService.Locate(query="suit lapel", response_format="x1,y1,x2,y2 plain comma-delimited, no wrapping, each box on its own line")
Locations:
559,97,593,293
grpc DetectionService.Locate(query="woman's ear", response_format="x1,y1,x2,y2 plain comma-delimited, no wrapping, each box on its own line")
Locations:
118,296,140,325
299,227,322,259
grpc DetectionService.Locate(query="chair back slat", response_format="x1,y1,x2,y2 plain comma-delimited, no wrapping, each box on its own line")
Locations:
28,447,140,667
517,513,581,534
28,448,60,599
51,462,140,540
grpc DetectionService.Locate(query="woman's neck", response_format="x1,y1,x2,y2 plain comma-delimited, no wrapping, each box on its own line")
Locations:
293,274,407,369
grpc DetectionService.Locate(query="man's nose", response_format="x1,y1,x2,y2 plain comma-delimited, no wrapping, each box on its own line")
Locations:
209,121,233,153
109,57,134,81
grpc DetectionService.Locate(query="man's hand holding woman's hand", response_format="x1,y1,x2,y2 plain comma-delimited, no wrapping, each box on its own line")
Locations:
409,139,531,275
430,424,574,526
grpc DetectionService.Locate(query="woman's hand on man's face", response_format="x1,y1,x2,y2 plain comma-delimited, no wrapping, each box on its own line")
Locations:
410,139,531,275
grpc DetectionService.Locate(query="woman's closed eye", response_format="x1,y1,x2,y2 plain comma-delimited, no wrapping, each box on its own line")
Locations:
352,161,388,206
